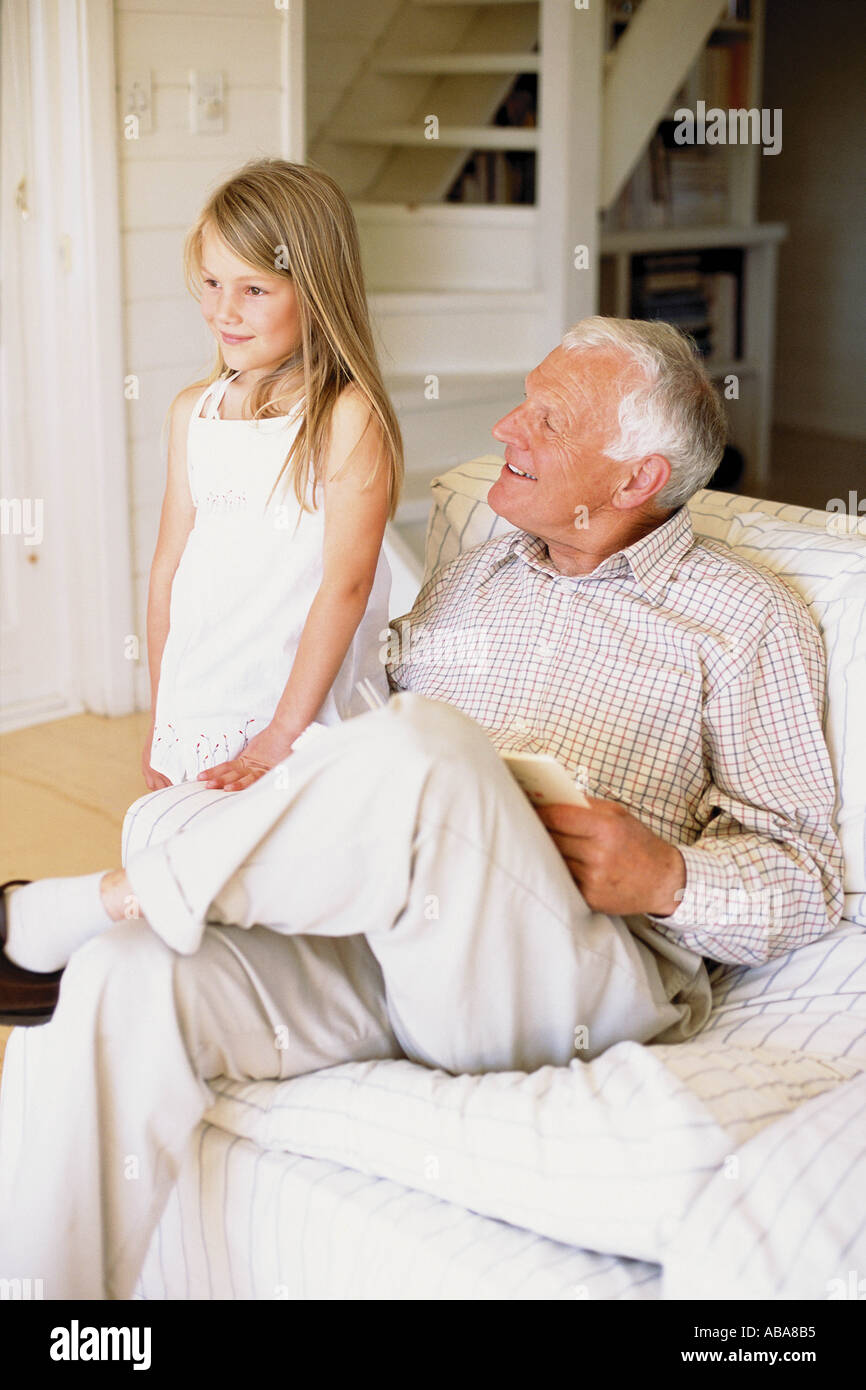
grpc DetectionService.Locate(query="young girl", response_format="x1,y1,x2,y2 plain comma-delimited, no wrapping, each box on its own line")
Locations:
142,159,403,793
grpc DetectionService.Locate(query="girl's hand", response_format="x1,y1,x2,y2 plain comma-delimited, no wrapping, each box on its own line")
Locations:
195,724,295,792
142,730,172,791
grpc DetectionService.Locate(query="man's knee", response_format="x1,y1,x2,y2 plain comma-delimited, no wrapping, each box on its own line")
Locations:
121,783,199,864
385,692,497,769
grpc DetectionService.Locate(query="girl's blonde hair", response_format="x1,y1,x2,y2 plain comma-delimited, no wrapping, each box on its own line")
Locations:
175,158,403,517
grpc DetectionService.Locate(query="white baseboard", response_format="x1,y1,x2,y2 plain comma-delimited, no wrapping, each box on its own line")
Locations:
0,695,84,736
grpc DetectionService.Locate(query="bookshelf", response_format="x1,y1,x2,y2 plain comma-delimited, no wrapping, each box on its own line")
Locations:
599,0,783,487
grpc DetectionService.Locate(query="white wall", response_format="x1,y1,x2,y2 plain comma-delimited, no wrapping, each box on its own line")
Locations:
759,0,866,439
115,0,291,708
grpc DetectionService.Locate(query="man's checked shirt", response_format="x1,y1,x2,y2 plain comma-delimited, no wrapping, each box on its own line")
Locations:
387,505,844,972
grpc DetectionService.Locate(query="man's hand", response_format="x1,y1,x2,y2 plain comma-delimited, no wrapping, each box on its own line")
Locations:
536,796,686,917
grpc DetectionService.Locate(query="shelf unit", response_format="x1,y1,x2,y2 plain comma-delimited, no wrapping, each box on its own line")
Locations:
600,0,783,487
600,222,785,489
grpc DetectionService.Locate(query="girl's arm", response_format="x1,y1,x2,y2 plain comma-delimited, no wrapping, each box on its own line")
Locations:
199,386,391,790
141,388,199,786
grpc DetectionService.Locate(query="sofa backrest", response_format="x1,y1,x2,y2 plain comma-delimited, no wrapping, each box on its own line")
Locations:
424,456,866,927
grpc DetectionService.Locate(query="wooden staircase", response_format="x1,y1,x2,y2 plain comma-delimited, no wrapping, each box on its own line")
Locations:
309,0,540,206
306,0,736,554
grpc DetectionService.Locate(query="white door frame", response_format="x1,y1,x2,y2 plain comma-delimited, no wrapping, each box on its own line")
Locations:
280,0,306,161
537,0,603,347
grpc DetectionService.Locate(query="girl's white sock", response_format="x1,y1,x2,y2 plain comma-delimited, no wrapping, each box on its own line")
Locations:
3,872,115,973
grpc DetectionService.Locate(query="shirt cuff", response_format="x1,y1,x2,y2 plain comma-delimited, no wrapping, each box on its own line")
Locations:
646,844,735,931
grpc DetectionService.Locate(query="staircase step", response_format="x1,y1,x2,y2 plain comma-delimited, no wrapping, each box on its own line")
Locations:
369,291,547,372
335,124,539,150
385,369,530,413
356,202,536,293
375,52,539,75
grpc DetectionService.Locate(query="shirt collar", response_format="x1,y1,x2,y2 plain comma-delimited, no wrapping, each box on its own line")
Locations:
505,506,695,605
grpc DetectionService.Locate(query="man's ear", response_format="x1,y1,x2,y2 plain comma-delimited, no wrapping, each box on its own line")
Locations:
612,454,671,511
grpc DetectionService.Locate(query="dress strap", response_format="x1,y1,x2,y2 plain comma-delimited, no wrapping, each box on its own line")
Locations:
195,370,242,421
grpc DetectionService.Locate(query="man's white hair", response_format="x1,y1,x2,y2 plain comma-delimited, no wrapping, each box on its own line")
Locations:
561,316,727,510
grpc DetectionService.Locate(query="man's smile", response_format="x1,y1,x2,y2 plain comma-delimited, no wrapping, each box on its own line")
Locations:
505,460,538,481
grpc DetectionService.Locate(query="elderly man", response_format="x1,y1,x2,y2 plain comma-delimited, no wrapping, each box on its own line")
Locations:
0,318,843,1298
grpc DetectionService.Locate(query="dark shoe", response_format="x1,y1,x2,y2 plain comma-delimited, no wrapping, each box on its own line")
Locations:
0,880,63,1027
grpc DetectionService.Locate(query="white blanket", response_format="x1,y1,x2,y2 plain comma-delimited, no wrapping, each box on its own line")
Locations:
192,921,866,1296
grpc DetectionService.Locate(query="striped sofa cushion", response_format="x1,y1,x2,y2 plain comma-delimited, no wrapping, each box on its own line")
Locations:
424,458,866,924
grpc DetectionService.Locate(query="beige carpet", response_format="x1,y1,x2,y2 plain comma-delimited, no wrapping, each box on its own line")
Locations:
0,710,150,1079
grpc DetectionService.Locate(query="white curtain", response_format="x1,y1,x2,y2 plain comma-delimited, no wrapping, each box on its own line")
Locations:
1,0,134,720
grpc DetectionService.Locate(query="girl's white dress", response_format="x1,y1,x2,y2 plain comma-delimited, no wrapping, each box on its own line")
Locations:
150,370,391,785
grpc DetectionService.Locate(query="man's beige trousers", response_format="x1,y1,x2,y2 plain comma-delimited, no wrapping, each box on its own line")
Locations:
0,694,691,1298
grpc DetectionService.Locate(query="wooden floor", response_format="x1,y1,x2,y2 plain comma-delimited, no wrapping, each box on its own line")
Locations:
0,711,151,1077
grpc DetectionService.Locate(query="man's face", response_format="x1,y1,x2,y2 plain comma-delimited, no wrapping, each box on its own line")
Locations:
488,346,631,544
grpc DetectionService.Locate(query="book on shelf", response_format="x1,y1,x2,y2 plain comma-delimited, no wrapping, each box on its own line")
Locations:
446,72,537,206
707,272,739,363
629,251,743,365
602,17,754,233
603,131,730,232
679,35,752,112
446,150,535,205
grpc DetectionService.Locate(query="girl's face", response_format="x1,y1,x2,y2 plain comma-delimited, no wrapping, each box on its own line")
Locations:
199,225,301,374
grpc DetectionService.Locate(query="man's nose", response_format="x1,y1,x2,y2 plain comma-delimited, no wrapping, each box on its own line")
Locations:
492,403,525,444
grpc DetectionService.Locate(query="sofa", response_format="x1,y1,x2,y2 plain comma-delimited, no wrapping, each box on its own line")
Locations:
128,458,866,1301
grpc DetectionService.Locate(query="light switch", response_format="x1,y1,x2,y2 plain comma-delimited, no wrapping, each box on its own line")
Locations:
189,71,225,135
